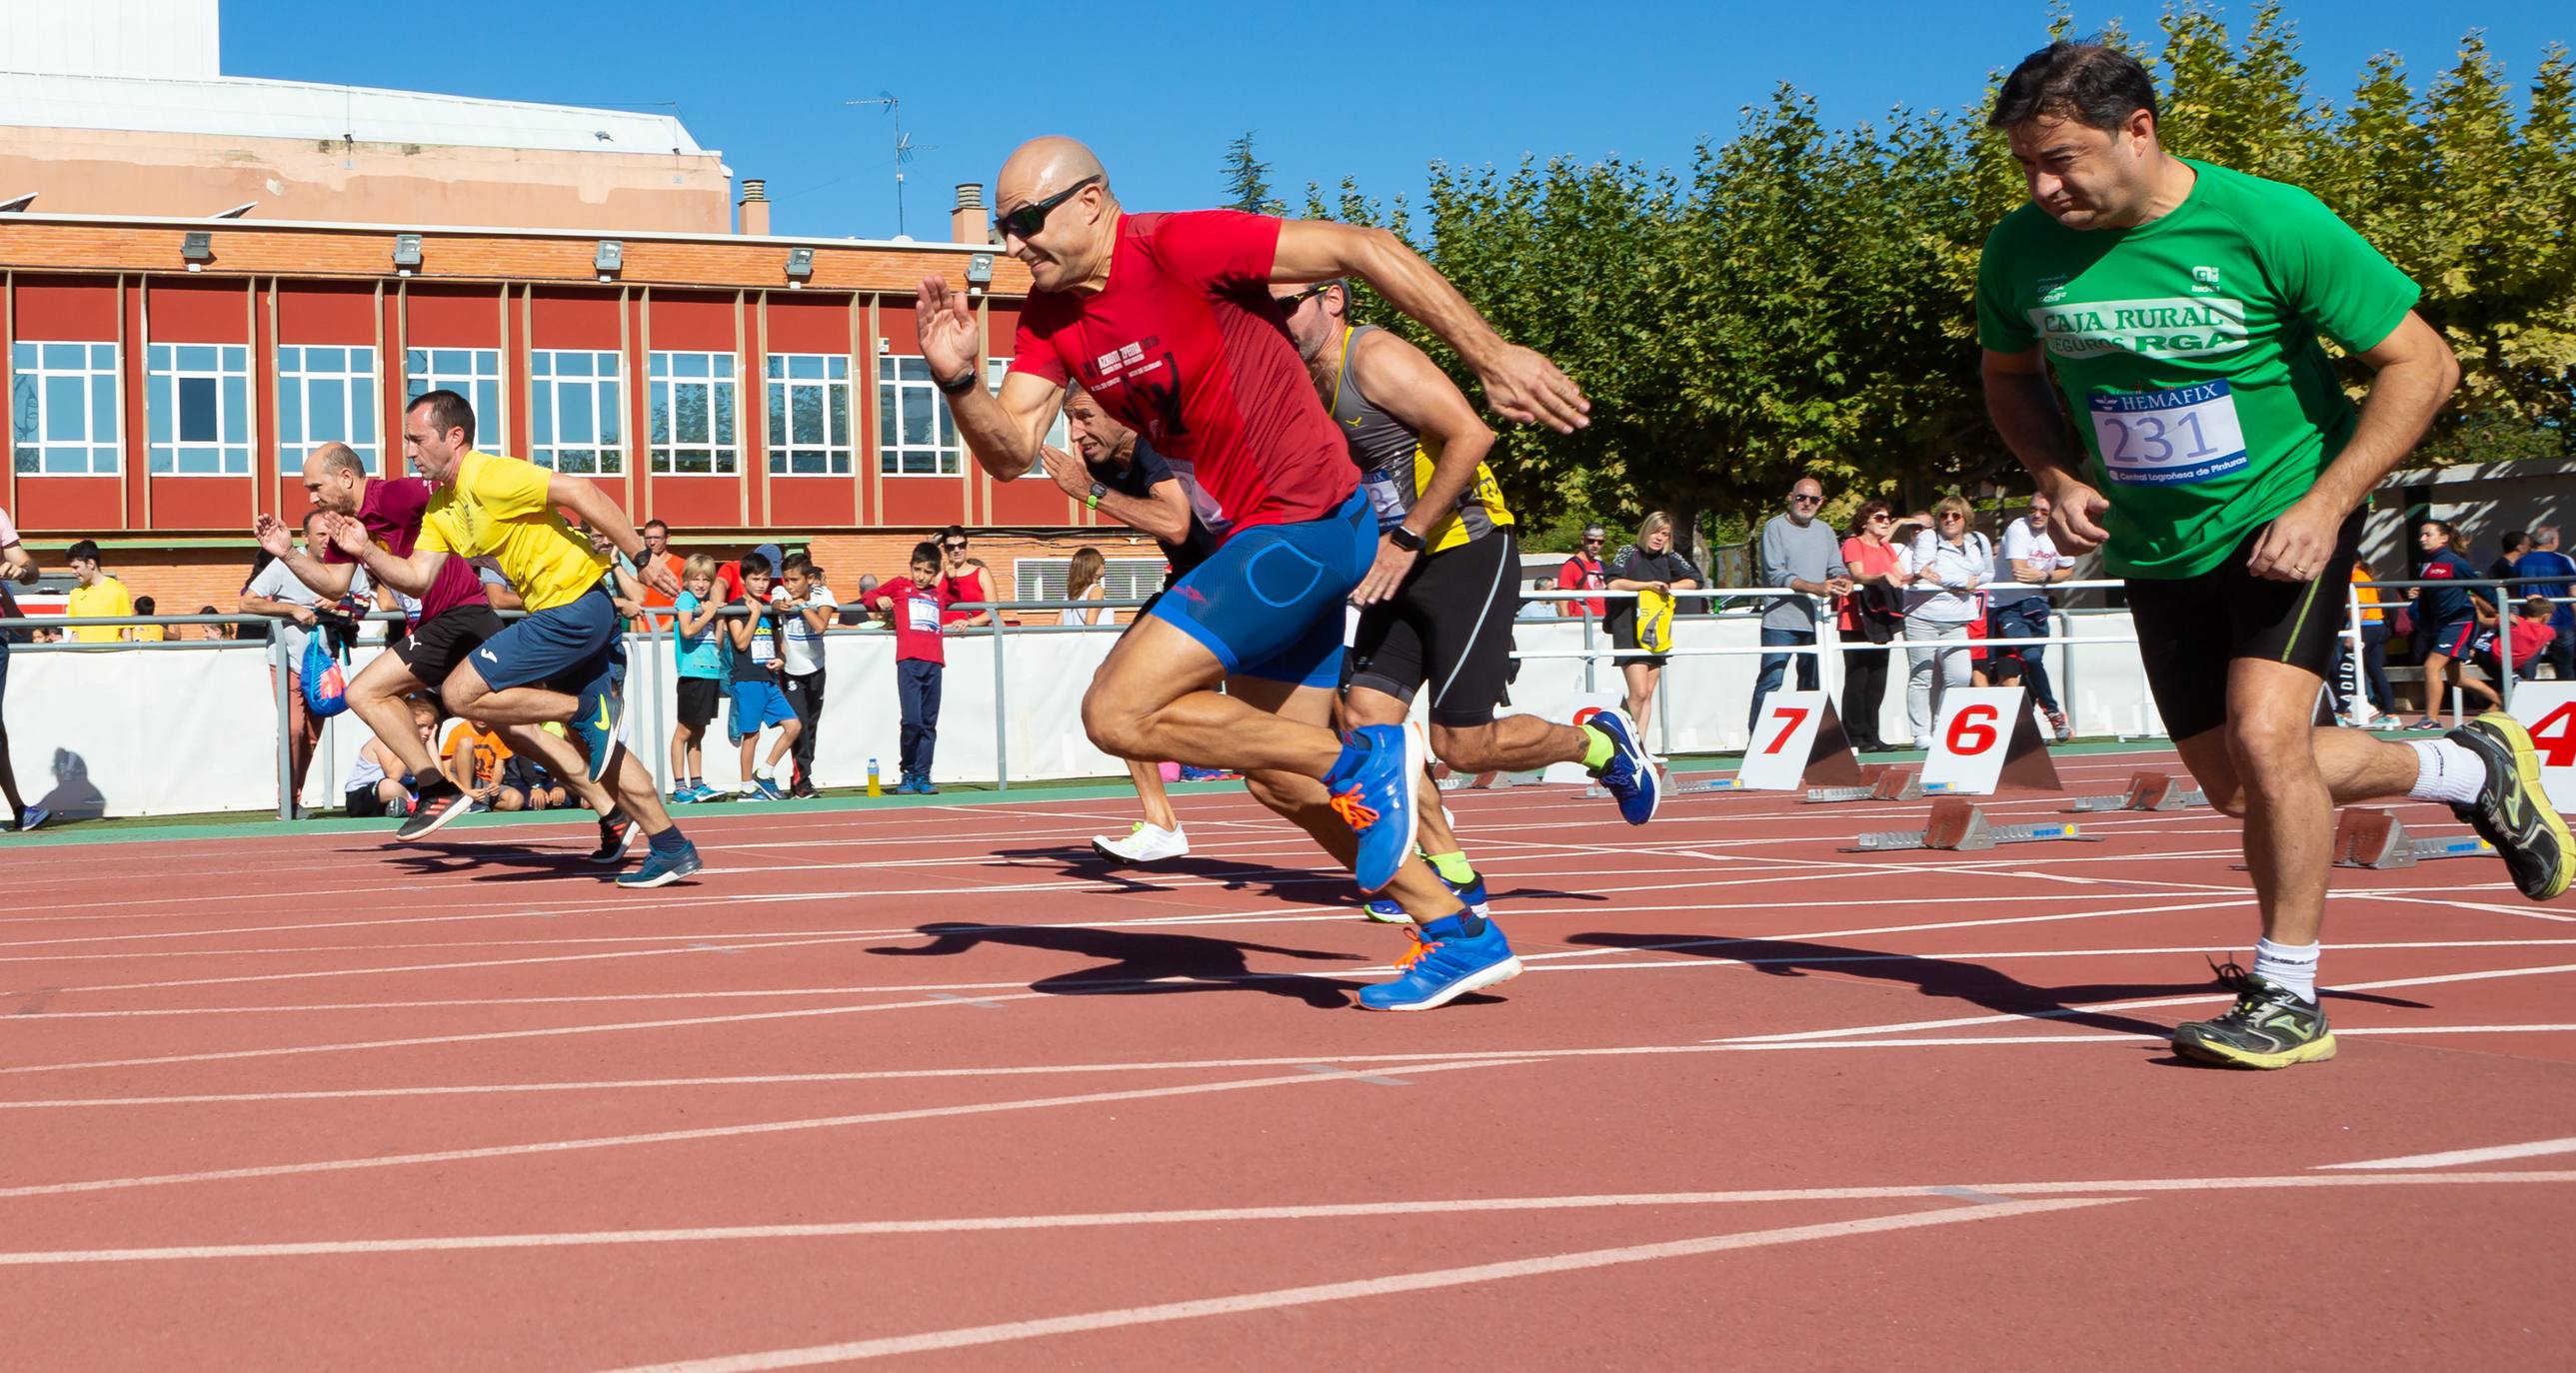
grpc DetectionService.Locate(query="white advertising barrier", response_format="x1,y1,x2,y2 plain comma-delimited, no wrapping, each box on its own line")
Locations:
3,643,284,818
1736,689,1848,790
1921,686,2060,794
2510,683,2576,813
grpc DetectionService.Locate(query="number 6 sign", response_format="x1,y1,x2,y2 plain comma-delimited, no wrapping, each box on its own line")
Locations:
1922,686,2063,794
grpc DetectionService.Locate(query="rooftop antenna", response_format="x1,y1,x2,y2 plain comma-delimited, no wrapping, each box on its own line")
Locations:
845,92,931,236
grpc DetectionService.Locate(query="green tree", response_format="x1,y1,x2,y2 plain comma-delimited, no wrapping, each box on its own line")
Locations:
1222,133,1284,216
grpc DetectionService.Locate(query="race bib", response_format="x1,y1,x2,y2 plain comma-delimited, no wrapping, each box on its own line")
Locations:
750,631,777,664
905,597,942,635
2088,380,2248,486
1637,589,1674,654
1360,473,1408,532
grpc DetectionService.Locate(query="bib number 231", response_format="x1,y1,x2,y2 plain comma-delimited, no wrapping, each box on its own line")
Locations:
2089,380,2249,488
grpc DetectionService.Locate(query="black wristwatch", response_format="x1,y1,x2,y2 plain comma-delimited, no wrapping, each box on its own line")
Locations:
1387,526,1426,554
934,366,980,396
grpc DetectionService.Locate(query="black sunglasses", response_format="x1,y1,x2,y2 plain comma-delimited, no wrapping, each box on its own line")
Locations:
944,541,969,552
1273,284,1329,312
994,175,1102,242
1789,493,1822,504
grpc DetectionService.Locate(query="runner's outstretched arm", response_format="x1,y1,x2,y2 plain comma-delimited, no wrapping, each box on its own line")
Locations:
252,515,360,600
323,512,445,599
549,475,679,598
1271,220,1588,434
915,277,1063,482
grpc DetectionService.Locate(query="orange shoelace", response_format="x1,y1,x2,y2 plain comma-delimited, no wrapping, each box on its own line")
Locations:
1328,787,1379,831
1391,928,1440,972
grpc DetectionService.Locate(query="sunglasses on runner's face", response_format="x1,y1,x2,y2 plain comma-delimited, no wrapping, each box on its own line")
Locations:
1273,284,1329,312
994,176,1102,241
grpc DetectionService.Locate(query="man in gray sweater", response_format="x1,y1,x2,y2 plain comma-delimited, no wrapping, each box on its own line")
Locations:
1751,476,1853,732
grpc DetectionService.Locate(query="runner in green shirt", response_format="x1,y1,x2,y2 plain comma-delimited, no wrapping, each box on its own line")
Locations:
1976,41,2569,1069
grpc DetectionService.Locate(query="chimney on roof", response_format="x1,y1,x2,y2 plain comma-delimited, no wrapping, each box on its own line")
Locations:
738,179,770,237
952,183,989,246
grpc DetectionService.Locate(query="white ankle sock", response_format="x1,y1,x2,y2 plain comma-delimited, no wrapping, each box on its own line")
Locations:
2405,739,2484,806
2252,937,2320,1002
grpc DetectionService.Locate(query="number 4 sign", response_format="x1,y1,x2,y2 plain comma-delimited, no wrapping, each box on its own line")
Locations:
1922,686,2063,794
2511,684,2576,813
1736,691,1863,790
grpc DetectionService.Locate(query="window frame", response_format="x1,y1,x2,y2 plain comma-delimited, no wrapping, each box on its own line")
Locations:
145,342,254,478
403,346,506,452
648,350,741,476
9,341,123,476
278,344,381,475
764,353,853,476
528,349,627,476
1014,556,1170,605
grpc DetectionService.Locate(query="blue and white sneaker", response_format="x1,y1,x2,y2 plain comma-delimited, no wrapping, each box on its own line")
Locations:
573,670,626,781
616,838,705,888
690,782,729,803
1363,869,1490,924
1585,705,1659,825
751,776,787,801
1324,723,1421,894
670,786,697,805
1358,912,1522,1011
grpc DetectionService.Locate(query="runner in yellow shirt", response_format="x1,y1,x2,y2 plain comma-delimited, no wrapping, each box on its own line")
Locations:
323,390,701,887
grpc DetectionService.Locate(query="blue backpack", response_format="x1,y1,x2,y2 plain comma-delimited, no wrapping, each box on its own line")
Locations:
302,632,352,718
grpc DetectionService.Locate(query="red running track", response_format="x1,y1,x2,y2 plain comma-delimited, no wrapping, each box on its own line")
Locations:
0,745,2571,1369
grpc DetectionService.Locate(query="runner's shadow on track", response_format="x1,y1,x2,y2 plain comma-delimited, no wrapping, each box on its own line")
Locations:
1566,931,2226,1038
871,920,1367,1008
382,842,614,882
989,847,1364,908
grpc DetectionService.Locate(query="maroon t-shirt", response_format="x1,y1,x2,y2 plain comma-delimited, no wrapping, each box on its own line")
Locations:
326,476,485,626
1010,210,1356,540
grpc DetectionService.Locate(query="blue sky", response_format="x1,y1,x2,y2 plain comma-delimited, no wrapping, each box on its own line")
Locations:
223,1,2567,239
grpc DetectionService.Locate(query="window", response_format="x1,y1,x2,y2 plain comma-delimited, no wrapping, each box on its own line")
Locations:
403,347,502,445
1015,557,1169,603
877,356,958,476
146,343,252,476
9,342,120,475
278,346,379,473
648,351,739,475
529,350,625,475
765,353,851,475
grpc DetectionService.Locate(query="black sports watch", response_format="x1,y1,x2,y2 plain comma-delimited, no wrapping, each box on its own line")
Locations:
1387,526,1426,554
934,366,981,396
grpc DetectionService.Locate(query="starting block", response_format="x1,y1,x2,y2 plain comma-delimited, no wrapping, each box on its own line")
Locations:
1585,772,1743,800
2331,809,2492,869
1842,797,2088,852
2069,770,2207,813
1806,765,1923,804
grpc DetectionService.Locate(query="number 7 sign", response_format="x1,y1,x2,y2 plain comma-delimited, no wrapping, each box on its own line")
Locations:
2511,685,2576,813
1735,691,1862,790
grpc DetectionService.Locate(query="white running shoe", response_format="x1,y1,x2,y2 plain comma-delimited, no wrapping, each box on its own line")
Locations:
1092,822,1190,865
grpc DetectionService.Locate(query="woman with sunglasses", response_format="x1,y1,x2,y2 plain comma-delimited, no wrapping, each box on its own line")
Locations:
1836,502,1904,750
1899,497,1990,750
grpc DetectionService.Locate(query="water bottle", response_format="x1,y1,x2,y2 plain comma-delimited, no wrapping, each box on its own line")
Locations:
866,757,882,798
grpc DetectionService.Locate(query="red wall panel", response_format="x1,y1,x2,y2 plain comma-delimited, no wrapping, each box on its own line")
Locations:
149,477,250,531
530,288,622,349
649,292,735,350
766,477,853,527
276,284,376,344
12,276,119,339
763,295,851,355
10,477,122,533
877,303,920,354
404,285,503,346
647,475,738,530
989,471,1073,527
144,278,247,344
986,303,1022,359
880,478,964,530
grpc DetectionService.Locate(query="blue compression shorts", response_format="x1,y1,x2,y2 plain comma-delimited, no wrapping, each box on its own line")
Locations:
1148,488,1374,689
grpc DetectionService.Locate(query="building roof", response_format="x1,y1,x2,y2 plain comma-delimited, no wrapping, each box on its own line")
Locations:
0,69,713,158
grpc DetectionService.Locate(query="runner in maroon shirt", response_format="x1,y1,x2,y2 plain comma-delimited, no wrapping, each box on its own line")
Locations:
915,136,1587,1011
255,441,631,854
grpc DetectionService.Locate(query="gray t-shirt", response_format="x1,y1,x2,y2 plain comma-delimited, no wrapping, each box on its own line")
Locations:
1757,514,1850,632
247,552,369,665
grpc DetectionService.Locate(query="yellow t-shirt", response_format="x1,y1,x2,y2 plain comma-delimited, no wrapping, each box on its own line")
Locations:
418,450,608,614
66,578,134,643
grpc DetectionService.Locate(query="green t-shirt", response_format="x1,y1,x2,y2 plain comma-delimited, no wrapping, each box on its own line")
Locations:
1975,159,2420,579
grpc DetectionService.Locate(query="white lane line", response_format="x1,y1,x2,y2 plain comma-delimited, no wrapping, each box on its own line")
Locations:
603,1200,2124,1371
20,939,2571,1020
6,1025,2569,1111
2318,1138,2576,1171
0,1058,1534,1200
14,1170,2576,1269
1708,961,2576,1044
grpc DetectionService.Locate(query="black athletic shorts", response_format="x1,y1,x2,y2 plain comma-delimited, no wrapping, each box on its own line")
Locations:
389,605,509,693
2125,507,2363,740
1346,532,1521,728
677,676,723,730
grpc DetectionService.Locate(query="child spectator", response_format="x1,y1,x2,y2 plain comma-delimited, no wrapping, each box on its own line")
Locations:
778,552,836,797
346,697,438,817
130,596,167,643
860,540,952,793
2480,596,2558,684
726,551,802,800
439,715,519,811
503,749,572,810
668,555,729,804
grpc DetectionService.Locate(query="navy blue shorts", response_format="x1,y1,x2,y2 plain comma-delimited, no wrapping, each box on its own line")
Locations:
473,580,625,693
729,679,797,741
1149,489,1373,688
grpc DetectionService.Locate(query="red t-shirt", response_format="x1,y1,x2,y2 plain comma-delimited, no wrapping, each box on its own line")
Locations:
2508,617,2551,667
1011,210,1356,540
327,476,485,626
861,577,950,665
1555,555,1606,618
939,566,989,627
1838,537,1902,633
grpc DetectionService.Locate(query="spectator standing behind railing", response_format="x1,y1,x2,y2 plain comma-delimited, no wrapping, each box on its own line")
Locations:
860,542,954,794
63,541,133,644
1836,501,1904,751
724,552,802,801
667,556,729,804
2409,519,2501,725
2519,526,2574,680
937,526,994,631
1557,525,1608,619
0,503,42,830
129,596,168,643
1899,497,1990,750
2487,530,2528,586
2481,596,2557,686
1986,494,2077,740
1059,548,1108,626
1605,512,1703,739
635,520,683,633
1749,477,1853,733
778,552,835,797
242,509,374,812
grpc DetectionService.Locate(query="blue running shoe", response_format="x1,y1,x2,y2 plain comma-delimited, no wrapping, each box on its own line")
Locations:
1585,705,1659,825
1362,896,1408,924
751,776,787,801
617,838,704,888
573,669,626,782
1325,723,1421,894
1358,912,1521,1011
690,782,729,803
1362,870,1488,924
670,786,697,805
